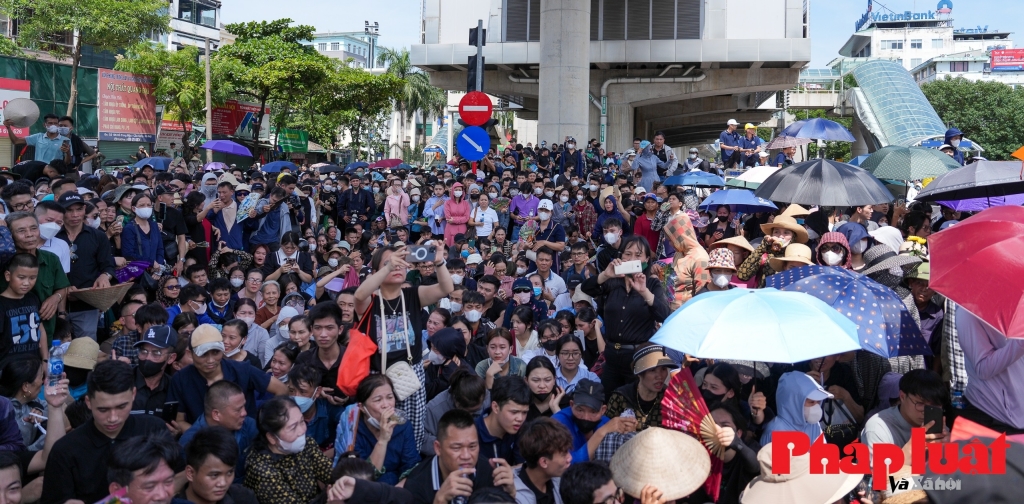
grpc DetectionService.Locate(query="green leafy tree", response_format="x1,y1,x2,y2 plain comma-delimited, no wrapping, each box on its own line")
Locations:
115,43,239,160
921,76,1024,161
378,47,447,148
0,0,169,115
336,71,405,160
784,108,853,162
218,19,331,144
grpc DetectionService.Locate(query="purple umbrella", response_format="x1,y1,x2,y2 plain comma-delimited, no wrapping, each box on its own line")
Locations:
200,140,252,157
203,162,228,172
934,194,1024,212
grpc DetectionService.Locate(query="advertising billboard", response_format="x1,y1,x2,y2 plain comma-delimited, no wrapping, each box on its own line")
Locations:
991,49,1024,72
211,100,271,140
98,70,157,142
0,78,32,138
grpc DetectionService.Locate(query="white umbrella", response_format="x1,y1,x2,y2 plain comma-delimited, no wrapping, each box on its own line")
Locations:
725,165,781,190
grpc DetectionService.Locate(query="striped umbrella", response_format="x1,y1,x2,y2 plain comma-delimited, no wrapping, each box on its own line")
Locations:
764,135,813,150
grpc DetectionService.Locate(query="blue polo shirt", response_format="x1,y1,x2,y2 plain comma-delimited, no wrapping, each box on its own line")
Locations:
25,132,69,163
772,152,792,167
719,129,740,154
179,414,257,484
552,407,610,464
740,135,763,166
167,359,272,424
475,410,523,466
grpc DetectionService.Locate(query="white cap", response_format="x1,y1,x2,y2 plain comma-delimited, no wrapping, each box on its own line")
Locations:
759,151,769,158
727,119,739,126
538,199,554,211
635,186,647,194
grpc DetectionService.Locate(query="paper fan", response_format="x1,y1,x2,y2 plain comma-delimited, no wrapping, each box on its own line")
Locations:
236,193,261,223
661,367,724,501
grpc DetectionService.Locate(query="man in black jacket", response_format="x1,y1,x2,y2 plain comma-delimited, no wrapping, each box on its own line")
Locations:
337,175,375,232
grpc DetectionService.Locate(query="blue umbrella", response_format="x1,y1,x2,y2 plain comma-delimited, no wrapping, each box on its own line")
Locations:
663,171,726,188
345,161,369,173
200,139,252,157
133,157,172,171
765,265,931,358
650,288,861,363
780,118,856,142
847,154,870,167
698,189,778,214
262,161,297,173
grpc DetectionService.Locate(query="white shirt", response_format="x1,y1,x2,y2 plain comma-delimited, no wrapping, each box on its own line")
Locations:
40,238,71,273
471,205,499,237
539,270,571,311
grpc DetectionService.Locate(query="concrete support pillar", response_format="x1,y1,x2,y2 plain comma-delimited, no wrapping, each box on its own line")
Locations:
538,0,590,144
850,115,869,158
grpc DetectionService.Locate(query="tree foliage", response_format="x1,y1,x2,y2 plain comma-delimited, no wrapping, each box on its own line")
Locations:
115,42,239,160
378,47,447,147
921,76,1024,161
785,108,854,162
217,19,331,143
0,0,169,114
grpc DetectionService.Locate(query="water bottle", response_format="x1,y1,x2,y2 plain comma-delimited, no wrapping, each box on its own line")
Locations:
951,390,965,410
48,344,64,389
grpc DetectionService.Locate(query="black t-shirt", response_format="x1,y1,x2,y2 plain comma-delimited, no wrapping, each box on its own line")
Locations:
369,287,424,371
519,469,556,504
404,455,499,504
537,154,551,168
485,299,506,323
160,205,187,237
0,292,42,365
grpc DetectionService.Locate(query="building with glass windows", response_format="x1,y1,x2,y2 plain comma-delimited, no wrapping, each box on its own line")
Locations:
411,0,811,150
169,0,223,50
305,24,381,69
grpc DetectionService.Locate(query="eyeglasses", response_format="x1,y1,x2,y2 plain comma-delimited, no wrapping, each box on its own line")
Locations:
137,348,166,358
559,351,581,359
9,202,31,211
905,395,933,412
247,278,261,283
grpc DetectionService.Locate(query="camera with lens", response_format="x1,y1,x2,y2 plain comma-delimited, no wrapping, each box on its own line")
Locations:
287,195,301,207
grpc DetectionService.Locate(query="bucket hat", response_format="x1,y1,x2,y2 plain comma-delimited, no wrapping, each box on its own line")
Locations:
768,243,813,272
760,216,809,244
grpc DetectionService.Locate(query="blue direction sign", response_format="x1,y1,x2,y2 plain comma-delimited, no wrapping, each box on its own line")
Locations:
456,126,489,162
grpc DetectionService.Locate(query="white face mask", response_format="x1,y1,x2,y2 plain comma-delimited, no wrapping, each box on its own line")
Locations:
534,187,543,195
240,316,256,326
192,301,207,315
560,196,569,203
950,138,961,148
488,192,498,199
850,239,869,255
571,180,579,186
427,351,446,366
46,125,58,134
515,266,527,276
135,207,154,220
58,126,71,136
412,195,420,202
449,301,462,312
39,222,61,240
712,272,732,288
590,184,599,192
690,153,698,159
87,217,102,229
464,309,482,323
576,195,585,202
804,403,823,423
538,211,551,221
510,189,519,197
604,232,619,245
276,433,307,455
230,278,244,288
328,258,339,268
514,292,531,305
453,190,463,197
544,191,554,198
775,236,792,249
450,274,463,285
823,250,844,266
225,346,241,358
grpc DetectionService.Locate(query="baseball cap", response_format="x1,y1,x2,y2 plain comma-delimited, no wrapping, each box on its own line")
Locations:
538,199,554,211
134,325,179,349
153,184,175,197
744,123,756,130
573,379,605,410
64,338,100,370
190,324,225,357
643,193,659,202
727,119,739,126
466,253,483,265
759,151,769,158
251,182,265,192
57,191,85,209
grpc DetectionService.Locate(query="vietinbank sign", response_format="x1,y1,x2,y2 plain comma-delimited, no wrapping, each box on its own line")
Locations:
771,429,1008,491
855,1,953,32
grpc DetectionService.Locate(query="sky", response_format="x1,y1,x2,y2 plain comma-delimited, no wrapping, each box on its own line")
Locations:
222,0,1024,69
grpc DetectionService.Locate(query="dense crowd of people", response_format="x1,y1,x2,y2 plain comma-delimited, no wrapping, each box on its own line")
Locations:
0,114,1014,504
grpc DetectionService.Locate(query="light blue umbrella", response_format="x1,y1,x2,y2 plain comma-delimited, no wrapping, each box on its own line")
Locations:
664,171,726,188
698,189,778,214
650,288,861,363
262,161,298,173
780,118,856,142
133,157,172,171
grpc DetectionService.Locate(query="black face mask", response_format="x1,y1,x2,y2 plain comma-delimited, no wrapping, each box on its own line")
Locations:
64,367,90,387
138,359,166,378
573,415,600,433
532,391,552,403
541,340,558,352
701,388,726,407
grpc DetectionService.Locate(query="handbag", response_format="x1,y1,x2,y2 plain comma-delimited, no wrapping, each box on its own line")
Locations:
336,304,377,397
388,212,404,229
379,291,422,401
821,398,859,449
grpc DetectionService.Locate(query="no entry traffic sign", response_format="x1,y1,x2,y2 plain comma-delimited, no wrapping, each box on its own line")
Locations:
459,91,493,126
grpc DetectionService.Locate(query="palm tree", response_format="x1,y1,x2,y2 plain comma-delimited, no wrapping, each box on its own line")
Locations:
377,47,447,149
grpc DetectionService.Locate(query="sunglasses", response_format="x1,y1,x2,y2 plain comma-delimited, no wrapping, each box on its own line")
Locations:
513,288,532,294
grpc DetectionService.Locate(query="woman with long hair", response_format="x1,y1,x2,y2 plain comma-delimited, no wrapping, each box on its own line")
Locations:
352,375,419,485
442,182,470,246
245,397,332,503
524,356,563,421
475,327,527,389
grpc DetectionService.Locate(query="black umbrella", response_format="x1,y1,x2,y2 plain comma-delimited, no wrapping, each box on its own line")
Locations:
753,159,893,206
914,160,1024,202
102,158,133,166
318,164,344,174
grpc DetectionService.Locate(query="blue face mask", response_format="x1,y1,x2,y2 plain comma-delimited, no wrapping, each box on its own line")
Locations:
292,395,315,414
461,250,470,259
533,287,542,297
